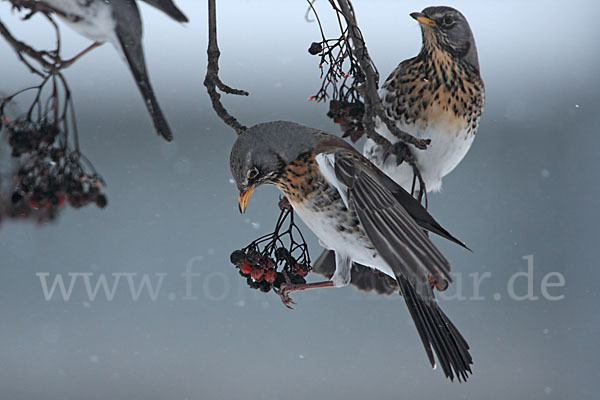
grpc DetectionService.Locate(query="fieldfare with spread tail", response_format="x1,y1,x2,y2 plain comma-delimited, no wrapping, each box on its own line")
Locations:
363,6,484,193
230,121,473,382
37,0,188,141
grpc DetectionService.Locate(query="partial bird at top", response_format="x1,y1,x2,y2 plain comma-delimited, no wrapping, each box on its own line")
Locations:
38,0,189,141
363,6,485,194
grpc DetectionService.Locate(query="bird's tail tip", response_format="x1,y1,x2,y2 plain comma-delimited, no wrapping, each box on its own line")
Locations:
397,275,473,382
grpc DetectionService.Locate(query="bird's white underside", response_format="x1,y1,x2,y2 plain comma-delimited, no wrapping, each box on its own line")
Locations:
363,88,476,193
289,154,397,287
41,0,123,57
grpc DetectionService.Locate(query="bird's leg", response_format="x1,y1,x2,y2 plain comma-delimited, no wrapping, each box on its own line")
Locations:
383,141,412,165
413,166,428,208
57,42,103,69
398,149,428,208
381,141,429,206
381,141,428,206
277,280,335,309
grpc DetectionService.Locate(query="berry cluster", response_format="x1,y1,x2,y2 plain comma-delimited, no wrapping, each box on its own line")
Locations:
1,78,107,224
0,193,60,225
1,150,106,224
0,32,109,226
10,147,107,213
230,246,309,293
6,118,60,157
229,203,312,295
328,99,365,143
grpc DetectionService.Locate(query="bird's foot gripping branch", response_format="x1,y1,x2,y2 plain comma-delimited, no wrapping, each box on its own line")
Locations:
229,198,313,308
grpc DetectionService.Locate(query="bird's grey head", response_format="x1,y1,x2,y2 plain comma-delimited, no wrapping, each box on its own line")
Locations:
229,121,317,212
411,6,479,71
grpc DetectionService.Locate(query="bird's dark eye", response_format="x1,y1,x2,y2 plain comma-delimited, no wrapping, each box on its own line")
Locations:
247,167,259,180
442,16,455,26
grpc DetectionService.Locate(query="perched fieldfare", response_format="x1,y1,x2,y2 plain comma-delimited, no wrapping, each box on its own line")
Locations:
363,6,484,193
230,121,472,382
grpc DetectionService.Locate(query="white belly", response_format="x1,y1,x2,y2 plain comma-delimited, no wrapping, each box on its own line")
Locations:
41,0,116,44
363,110,475,193
291,202,396,279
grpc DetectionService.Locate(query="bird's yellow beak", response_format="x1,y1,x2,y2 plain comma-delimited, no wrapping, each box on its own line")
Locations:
410,12,436,26
238,187,254,214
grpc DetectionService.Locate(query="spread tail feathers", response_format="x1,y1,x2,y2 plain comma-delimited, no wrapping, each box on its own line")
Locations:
397,275,473,382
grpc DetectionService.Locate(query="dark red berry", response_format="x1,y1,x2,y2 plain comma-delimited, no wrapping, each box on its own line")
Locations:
11,192,22,204
266,258,274,269
308,42,322,55
250,267,264,280
264,269,276,283
230,250,245,265
55,193,65,206
240,260,252,275
95,194,107,208
260,284,271,293
275,247,289,260
28,199,40,209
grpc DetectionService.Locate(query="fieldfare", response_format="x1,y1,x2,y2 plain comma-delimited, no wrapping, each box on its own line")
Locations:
313,6,484,317
37,0,189,141
230,121,473,381
363,6,484,193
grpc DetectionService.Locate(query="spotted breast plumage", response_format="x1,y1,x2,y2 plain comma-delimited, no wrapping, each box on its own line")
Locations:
363,6,484,193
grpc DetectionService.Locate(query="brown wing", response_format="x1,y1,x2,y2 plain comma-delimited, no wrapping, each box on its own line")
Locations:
325,149,473,381
315,132,470,250
332,151,452,293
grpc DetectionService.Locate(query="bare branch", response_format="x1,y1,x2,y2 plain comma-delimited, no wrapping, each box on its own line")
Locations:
203,0,248,135
0,19,54,76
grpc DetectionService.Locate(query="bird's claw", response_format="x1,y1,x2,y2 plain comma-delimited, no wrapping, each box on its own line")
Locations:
428,275,448,292
413,138,431,150
277,284,296,309
383,141,412,166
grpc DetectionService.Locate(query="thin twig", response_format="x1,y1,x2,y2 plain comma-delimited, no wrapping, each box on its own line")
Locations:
203,0,248,135
0,20,52,75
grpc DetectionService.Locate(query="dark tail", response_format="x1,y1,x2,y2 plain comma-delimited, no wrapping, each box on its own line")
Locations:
118,36,173,142
397,275,473,382
141,0,189,23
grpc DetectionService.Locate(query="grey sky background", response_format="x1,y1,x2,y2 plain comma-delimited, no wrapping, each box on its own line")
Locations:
1,0,599,399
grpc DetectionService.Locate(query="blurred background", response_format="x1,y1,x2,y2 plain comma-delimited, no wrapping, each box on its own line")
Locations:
0,0,598,399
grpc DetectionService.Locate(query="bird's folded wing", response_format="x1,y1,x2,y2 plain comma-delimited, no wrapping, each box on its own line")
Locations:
331,151,452,295
373,167,470,250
